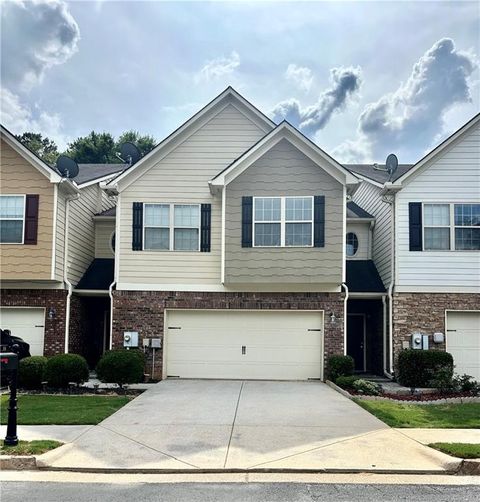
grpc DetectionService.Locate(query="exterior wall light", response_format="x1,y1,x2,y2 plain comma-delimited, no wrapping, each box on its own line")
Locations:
48,307,56,320
330,312,336,324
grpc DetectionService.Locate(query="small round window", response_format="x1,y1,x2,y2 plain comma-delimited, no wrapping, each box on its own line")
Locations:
346,232,358,256
110,232,116,253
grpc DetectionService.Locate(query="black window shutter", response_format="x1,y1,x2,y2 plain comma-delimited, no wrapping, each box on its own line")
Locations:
132,202,143,251
313,195,325,247
24,194,39,245
200,204,211,252
409,202,422,251
241,196,253,248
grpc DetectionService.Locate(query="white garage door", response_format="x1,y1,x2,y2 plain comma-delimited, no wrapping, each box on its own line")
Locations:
446,311,480,380
165,310,323,380
0,308,45,356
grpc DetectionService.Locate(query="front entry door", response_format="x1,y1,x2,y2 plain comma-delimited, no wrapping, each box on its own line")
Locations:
347,314,366,372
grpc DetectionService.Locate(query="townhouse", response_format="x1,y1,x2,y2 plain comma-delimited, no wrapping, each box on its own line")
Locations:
1,89,478,380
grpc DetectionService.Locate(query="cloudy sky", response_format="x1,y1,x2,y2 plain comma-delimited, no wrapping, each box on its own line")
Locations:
1,0,479,163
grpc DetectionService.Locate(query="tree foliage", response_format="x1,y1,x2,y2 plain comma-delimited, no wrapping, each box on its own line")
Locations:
66,131,117,163
115,130,156,157
15,132,59,164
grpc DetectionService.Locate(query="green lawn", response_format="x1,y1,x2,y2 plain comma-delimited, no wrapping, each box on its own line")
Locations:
355,400,480,428
1,440,62,456
0,395,130,425
428,443,480,459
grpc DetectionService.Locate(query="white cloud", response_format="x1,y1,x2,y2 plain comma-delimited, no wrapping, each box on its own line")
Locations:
1,0,80,90
195,51,240,83
335,38,478,162
1,88,70,150
285,64,313,92
271,66,362,135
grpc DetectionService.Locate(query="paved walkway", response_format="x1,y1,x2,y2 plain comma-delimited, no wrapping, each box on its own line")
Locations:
34,380,458,472
398,428,480,445
0,425,93,443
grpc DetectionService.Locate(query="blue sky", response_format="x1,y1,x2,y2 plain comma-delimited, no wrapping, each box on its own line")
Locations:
1,0,479,163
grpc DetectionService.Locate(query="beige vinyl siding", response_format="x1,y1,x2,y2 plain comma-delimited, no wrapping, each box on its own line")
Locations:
95,220,115,258
225,139,344,285
346,221,371,260
396,122,480,292
0,139,54,280
118,104,266,287
352,181,392,285
54,187,67,281
68,184,115,285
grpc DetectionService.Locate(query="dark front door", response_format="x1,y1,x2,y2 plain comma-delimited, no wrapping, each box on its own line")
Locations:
347,314,365,372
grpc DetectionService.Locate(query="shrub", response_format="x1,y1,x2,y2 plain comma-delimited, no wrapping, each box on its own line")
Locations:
45,354,89,389
335,375,359,390
453,374,480,394
396,350,454,388
429,366,455,394
18,356,48,389
96,349,145,388
352,379,382,396
327,355,354,381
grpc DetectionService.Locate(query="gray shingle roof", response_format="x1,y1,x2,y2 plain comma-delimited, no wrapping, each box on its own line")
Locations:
95,207,116,217
74,164,126,185
346,164,413,184
346,260,386,293
347,201,374,219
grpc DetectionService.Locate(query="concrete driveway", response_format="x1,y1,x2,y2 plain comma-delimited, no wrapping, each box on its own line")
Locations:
40,380,457,472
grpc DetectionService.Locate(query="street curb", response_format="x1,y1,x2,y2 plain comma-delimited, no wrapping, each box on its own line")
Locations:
458,459,480,475
0,455,37,470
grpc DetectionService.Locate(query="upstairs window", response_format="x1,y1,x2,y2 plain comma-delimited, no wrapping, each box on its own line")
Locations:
253,196,313,247
423,203,480,251
144,203,200,251
346,232,359,256
0,195,25,244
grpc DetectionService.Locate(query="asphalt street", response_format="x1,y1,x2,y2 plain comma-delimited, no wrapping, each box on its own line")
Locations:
2,482,480,502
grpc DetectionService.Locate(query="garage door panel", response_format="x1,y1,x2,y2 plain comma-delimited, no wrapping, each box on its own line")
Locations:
0,308,45,356
166,310,323,380
447,311,480,380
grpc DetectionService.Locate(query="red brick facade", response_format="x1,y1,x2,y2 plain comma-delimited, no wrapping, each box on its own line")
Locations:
392,292,480,362
0,289,68,355
112,290,345,379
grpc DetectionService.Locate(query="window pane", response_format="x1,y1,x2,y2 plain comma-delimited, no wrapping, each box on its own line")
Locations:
286,197,312,221
174,228,199,250
285,223,312,246
0,196,24,219
254,223,281,246
346,232,359,256
174,205,199,227
0,220,23,243
255,198,280,221
424,204,449,226
455,204,480,226
144,228,169,250
455,228,480,250
145,204,169,226
424,227,450,250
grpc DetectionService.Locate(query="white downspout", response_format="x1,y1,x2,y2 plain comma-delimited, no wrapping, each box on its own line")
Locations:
385,195,396,377
63,192,80,353
341,282,349,355
108,279,116,350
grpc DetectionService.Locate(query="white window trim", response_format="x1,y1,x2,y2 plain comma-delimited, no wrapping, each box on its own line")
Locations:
253,196,313,248
143,203,201,252
346,231,359,257
422,202,480,252
0,194,26,245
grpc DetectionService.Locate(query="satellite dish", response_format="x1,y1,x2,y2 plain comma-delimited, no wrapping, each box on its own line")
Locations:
56,155,79,179
119,142,141,165
385,153,398,180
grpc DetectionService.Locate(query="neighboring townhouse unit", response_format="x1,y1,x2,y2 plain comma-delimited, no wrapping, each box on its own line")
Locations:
100,88,387,380
351,113,480,379
0,126,123,363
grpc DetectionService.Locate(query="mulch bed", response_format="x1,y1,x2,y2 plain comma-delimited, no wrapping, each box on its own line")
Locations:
1,387,144,397
346,389,478,401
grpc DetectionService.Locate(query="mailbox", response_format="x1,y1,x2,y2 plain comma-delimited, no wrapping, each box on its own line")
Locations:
0,352,18,371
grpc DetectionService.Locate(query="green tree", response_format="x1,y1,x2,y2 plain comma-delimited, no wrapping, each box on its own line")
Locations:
66,131,117,163
115,130,156,157
15,132,59,164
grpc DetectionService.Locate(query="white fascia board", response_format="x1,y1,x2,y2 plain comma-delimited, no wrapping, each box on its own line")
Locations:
211,123,360,188
1,126,62,183
77,173,123,189
347,217,375,223
107,88,275,193
392,112,480,187
352,173,384,188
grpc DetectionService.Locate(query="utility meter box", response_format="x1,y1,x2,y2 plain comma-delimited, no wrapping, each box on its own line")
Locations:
422,334,429,350
433,332,444,344
151,338,162,349
123,331,139,348
411,333,422,350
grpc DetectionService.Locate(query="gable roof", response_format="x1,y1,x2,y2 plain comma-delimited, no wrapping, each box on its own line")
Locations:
103,87,275,193
391,112,480,186
75,164,126,186
346,164,413,184
209,121,359,191
347,201,374,220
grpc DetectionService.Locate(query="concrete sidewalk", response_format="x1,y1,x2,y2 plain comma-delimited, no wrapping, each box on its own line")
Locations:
398,428,480,445
0,425,93,443
33,380,459,473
